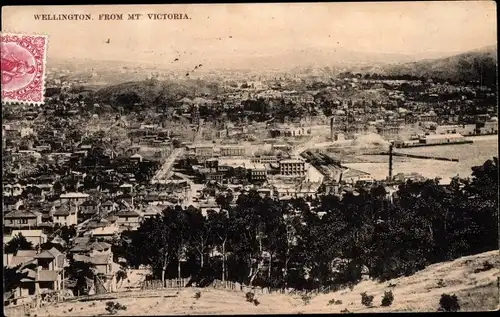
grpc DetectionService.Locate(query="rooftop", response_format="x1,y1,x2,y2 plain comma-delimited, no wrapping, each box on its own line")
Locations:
60,192,90,199
34,247,63,259
5,209,42,219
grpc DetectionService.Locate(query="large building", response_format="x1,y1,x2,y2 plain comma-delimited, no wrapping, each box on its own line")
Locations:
251,155,280,165
220,145,245,157
195,144,214,158
249,163,267,182
435,124,476,136
279,159,306,176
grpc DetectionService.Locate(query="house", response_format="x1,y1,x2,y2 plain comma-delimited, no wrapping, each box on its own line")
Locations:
59,192,89,206
12,248,65,300
79,200,101,222
130,153,143,163
34,247,65,270
3,183,24,197
70,240,111,256
143,205,164,220
101,200,117,214
115,209,142,231
73,254,113,275
4,209,43,229
83,221,119,241
4,230,48,247
53,203,79,226
6,250,38,268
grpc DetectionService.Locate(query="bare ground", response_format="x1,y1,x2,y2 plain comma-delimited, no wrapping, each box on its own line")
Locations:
33,250,499,316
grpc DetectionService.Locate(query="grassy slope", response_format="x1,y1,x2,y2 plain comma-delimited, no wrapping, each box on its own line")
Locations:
35,250,499,316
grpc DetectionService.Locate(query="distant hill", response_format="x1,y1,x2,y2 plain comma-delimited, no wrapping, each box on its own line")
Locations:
93,79,221,110
363,45,497,85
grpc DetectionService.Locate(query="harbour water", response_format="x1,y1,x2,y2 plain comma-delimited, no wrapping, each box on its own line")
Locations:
343,135,498,184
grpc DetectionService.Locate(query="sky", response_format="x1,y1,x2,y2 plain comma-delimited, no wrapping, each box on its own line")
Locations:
2,2,497,67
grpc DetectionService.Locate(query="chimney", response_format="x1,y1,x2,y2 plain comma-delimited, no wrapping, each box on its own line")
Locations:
330,117,334,141
389,143,394,180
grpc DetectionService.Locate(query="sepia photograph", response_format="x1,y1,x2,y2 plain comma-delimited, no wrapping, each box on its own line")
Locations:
1,1,498,315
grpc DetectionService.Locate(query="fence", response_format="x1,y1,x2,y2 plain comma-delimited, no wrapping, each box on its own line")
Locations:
140,277,339,297
142,278,190,290
207,279,341,297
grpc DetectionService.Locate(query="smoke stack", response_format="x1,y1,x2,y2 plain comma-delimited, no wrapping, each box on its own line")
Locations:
330,117,334,141
389,143,394,180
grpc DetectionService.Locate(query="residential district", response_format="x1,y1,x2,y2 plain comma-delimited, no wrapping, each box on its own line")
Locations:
2,67,498,307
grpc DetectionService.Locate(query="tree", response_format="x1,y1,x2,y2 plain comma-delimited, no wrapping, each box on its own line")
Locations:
5,233,34,254
187,207,212,270
59,225,77,246
65,259,96,296
127,213,177,286
4,264,29,294
207,209,234,282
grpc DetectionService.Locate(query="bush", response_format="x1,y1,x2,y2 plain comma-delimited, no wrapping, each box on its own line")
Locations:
105,301,127,315
438,294,460,312
194,291,201,300
381,290,394,307
253,299,260,306
360,292,374,307
474,261,494,273
328,299,343,305
245,292,254,303
301,294,312,305
340,308,351,313
437,279,445,288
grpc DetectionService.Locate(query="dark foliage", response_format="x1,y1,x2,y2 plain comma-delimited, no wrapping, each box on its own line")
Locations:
438,294,460,312
361,292,374,307
245,292,255,302
381,290,394,307
5,233,34,254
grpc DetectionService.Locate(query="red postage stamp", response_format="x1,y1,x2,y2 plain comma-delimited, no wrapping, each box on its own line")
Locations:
1,33,47,105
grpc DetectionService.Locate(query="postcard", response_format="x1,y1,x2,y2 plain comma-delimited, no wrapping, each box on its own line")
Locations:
2,2,498,315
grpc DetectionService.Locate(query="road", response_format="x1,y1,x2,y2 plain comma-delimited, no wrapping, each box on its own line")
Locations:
151,148,185,184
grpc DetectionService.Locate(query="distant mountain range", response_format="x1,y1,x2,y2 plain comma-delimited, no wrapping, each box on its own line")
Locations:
50,45,497,85
356,45,497,84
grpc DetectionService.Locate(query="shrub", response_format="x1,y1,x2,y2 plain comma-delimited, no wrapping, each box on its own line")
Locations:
105,302,117,315
340,308,351,313
328,299,343,305
105,301,127,315
253,299,260,306
474,261,494,273
245,292,255,303
360,292,374,307
437,279,446,288
438,294,460,312
194,291,201,300
301,294,312,305
381,290,394,307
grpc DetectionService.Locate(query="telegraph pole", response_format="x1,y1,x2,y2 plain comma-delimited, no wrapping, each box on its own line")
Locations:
388,142,394,181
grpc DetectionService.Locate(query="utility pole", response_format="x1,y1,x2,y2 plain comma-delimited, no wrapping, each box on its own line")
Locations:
388,142,394,181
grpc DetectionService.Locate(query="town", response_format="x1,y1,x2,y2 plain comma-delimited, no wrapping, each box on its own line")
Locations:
3,61,498,310
2,2,499,314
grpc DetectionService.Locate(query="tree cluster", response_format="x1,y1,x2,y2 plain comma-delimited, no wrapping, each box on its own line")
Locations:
116,158,498,290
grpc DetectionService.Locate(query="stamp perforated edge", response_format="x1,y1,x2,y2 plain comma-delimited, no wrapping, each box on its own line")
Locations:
1,32,48,106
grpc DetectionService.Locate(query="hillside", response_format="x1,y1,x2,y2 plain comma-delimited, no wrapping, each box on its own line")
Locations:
93,79,221,109
31,250,499,315
373,45,497,84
